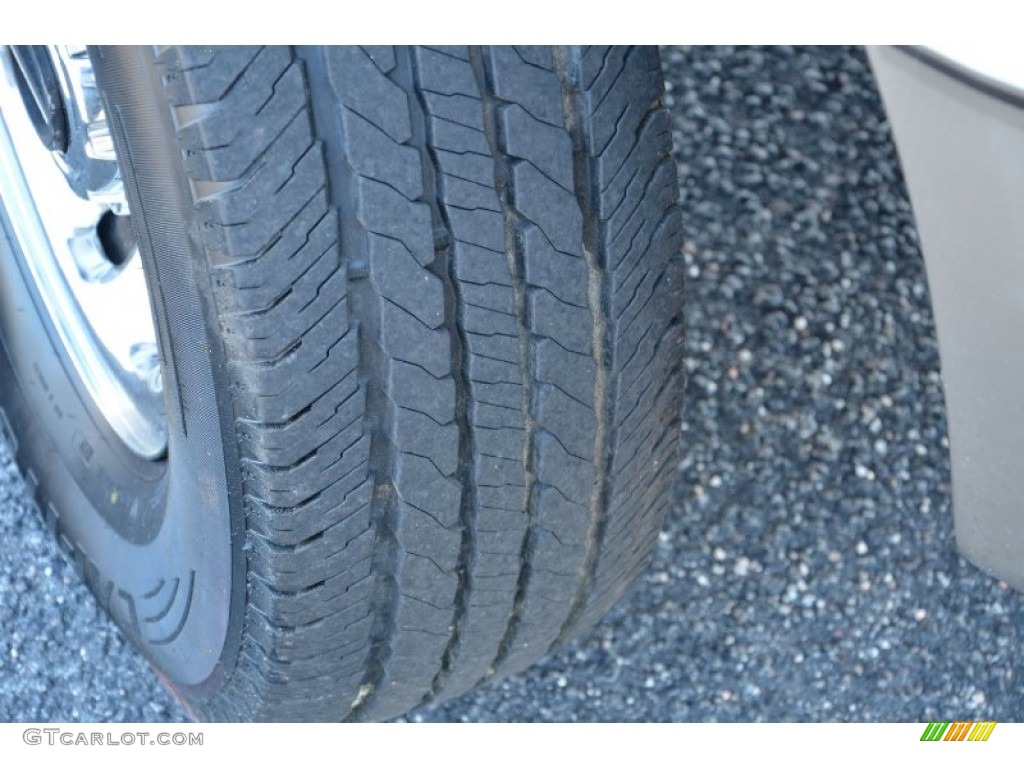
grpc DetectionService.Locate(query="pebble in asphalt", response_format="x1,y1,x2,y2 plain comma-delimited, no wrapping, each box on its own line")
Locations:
1,45,1022,722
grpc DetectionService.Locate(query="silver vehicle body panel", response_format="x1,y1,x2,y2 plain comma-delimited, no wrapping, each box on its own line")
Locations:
869,45,1024,590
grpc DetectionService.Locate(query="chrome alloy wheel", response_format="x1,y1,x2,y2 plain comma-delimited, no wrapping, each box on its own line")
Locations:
0,45,167,459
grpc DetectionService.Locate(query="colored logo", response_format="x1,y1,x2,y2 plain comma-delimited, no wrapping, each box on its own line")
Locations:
921,721,997,741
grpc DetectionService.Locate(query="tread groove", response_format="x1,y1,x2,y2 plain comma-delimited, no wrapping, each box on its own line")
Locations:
469,45,540,683
405,48,480,708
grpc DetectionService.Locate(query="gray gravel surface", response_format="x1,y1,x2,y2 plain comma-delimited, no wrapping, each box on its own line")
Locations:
2,45,1022,723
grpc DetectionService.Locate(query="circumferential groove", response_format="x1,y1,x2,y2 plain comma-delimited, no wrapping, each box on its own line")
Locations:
468,45,540,682
294,46,401,723
402,47,479,707
551,45,615,646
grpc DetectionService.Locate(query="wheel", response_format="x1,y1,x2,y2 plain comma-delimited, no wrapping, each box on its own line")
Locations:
0,45,685,721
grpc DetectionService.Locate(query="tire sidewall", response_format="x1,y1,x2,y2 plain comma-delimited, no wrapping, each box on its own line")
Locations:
0,45,246,694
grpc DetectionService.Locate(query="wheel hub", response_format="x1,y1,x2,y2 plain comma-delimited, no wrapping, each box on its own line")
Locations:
0,45,167,459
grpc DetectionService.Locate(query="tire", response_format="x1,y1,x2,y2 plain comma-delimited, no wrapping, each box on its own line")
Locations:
0,45,684,721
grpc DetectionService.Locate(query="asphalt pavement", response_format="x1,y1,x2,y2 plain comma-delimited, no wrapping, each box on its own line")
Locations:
2,45,1023,723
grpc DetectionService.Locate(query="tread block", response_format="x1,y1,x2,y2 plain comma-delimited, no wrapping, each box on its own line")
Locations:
324,46,411,143
340,107,424,200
